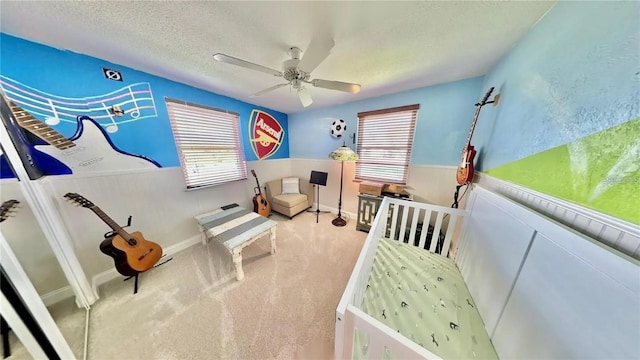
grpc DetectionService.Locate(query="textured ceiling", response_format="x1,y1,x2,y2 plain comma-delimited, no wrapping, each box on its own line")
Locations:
0,1,555,114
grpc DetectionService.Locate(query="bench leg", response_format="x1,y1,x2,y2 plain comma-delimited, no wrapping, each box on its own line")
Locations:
232,249,244,281
270,227,277,255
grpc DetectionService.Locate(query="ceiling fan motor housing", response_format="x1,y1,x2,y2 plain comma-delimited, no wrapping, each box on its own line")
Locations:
282,58,309,83
283,46,313,84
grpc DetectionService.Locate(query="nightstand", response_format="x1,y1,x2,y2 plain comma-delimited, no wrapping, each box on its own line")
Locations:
356,194,383,232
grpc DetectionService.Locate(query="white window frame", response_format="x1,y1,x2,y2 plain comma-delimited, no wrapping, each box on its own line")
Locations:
166,98,247,190
356,104,419,185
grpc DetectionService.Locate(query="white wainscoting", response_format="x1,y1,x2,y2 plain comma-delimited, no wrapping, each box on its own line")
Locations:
455,188,536,336
289,160,460,215
3,160,463,306
0,158,288,306
476,172,640,259
456,186,640,359
44,160,291,282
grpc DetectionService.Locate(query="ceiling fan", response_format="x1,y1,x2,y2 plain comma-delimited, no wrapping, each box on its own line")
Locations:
213,38,361,108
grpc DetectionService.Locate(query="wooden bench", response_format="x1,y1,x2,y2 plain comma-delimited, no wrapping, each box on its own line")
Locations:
195,206,277,281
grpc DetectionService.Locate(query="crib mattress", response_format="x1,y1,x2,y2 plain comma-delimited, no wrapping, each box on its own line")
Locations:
360,237,497,359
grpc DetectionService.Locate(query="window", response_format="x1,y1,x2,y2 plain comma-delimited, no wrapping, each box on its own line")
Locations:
166,98,247,189
356,104,419,184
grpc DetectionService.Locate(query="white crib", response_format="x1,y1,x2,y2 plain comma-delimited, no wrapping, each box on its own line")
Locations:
335,186,640,359
335,196,467,359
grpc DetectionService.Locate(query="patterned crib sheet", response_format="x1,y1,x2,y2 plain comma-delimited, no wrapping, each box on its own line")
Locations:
359,237,498,359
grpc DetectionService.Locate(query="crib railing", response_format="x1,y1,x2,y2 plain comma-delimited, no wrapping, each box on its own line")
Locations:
335,197,467,359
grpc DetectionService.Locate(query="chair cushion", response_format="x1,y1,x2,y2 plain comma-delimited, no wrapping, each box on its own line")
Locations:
281,177,300,194
272,193,307,208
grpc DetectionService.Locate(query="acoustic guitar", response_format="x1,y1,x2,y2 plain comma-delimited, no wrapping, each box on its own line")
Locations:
0,200,20,223
251,170,271,217
63,193,163,276
456,87,499,185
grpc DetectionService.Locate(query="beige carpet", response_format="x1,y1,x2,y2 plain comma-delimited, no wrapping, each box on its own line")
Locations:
86,211,366,359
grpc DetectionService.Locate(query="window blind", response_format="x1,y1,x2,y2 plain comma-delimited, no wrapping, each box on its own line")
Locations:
166,98,247,189
356,104,419,184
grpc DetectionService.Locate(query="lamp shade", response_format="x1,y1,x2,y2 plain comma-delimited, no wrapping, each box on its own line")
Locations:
329,144,359,161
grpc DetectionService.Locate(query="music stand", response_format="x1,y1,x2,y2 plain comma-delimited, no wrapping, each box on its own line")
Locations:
307,170,329,223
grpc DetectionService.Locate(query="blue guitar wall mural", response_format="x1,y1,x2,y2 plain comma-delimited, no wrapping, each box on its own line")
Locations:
0,34,289,180
0,76,161,178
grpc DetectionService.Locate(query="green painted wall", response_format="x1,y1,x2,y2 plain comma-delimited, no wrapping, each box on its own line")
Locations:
487,119,640,224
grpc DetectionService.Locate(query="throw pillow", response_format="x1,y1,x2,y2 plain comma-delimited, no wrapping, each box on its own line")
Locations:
281,177,300,194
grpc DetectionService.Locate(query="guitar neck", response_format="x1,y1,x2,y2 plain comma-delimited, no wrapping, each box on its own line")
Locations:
89,206,131,240
464,106,483,147
462,87,495,152
251,171,264,196
8,101,76,150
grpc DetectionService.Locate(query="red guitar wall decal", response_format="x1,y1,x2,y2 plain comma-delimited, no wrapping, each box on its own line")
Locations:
456,87,499,185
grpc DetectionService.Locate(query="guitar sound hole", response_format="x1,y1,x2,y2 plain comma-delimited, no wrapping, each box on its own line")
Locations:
127,238,138,246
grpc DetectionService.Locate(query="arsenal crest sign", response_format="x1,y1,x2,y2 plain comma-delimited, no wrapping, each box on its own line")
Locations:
248,110,284,160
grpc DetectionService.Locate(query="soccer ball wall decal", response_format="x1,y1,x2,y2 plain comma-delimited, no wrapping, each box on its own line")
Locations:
331,119,347,138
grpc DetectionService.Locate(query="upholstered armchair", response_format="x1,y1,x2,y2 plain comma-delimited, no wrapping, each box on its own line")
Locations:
266,177,314,218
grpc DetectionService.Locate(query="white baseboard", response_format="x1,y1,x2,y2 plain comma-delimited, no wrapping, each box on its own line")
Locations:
164,234,203,256
91,234,202,296
41,286,75,307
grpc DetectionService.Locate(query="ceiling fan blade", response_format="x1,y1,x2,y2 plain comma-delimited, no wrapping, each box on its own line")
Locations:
297,37,335,73
312,79,361,94
249,83,290,97
298,87,313,107
213,53,283,77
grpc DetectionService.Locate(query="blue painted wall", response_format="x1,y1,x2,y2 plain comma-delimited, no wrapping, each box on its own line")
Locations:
0,34,288,177
474,1,639,171
289,77,484,165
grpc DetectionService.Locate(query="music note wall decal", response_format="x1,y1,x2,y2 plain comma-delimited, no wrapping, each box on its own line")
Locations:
0,76,158,134
101,102,119,133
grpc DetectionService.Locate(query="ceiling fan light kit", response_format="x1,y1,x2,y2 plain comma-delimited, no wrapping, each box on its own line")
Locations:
213,38,361,108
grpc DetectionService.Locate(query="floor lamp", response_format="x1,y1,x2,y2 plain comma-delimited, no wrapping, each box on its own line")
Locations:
329,143,359,227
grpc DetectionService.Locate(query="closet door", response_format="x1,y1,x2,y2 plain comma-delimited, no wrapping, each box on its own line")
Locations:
1,98,93,359
0,184,89,359
0,231,76,359
1,266,49,359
